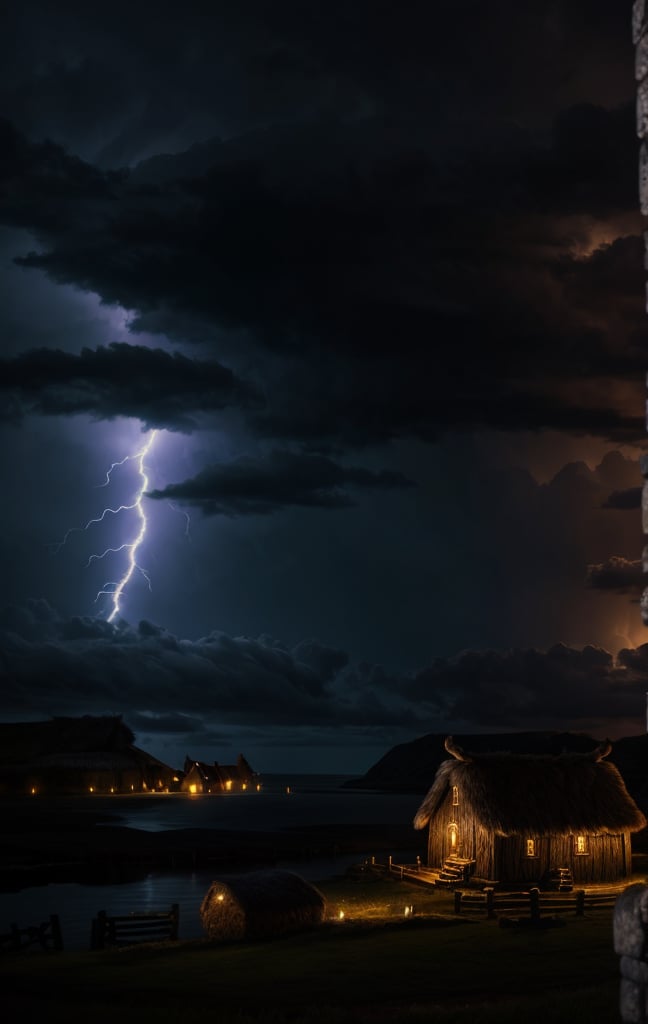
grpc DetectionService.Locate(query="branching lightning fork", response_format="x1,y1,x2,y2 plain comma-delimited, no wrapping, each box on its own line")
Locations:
55,430,158,623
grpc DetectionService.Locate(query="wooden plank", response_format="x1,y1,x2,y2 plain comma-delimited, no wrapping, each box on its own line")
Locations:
90,904,179,949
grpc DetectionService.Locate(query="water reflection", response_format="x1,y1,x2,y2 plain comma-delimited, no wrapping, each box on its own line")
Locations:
0,778,422,951
0,856,362,951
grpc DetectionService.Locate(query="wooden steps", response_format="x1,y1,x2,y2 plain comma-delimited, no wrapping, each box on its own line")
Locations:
435,856,475,888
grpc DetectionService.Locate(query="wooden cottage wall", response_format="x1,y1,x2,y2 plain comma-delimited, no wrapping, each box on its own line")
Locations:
571,835,627,883
474,824,495,880
426,795,448,868
493,833,629,884
427,787,492,871
494,836,552,883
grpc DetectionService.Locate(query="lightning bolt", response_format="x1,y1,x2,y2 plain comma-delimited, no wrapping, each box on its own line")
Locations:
54,429,159,623
95,430,158,623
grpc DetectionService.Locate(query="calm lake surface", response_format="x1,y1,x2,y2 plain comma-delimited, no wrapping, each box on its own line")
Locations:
1,775,423,950
105,774,420,832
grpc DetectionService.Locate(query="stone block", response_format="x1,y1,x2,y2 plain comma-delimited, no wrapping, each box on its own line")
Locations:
614,885,648,959
639,80,648,138
619,976,645,1023
640,142,648,214
637,30,648,82
622,957,648,985
635,1,647,46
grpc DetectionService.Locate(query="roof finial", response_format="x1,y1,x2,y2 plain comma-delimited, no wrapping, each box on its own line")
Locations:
592,740,612,761
444,736,471,762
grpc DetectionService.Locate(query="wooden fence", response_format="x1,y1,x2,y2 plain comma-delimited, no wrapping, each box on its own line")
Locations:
453,886,619,918
0,914,63,952
90,904,179,949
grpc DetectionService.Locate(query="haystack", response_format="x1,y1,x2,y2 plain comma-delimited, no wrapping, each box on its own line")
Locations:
200,869,326,941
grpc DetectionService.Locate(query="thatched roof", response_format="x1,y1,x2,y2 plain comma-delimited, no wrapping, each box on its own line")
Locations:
0,717,176,782
0,716,135,763
200,870,326,941
413,739,647,837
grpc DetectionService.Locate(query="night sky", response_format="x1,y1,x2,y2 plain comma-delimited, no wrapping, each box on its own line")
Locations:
2,0,648,774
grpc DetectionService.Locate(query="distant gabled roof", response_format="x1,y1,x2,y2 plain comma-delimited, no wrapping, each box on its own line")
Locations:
413,740,647,837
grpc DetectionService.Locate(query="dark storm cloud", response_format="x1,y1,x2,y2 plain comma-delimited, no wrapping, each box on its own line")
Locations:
2,603,646,742
405,642,641,727
603,487,642,510
126,711,205,735
2,0,632,167
0,343,257,430
0,601,407,730
585,557,643,593
147,450,414,515
0,89,644,446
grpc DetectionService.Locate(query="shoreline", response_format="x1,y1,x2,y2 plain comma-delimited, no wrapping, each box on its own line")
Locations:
0,794,422,891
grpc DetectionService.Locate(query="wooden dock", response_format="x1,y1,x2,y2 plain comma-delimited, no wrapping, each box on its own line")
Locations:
372,856,627,916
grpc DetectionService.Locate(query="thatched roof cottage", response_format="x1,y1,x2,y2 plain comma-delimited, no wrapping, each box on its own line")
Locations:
413,737,647,887
200,869,326,941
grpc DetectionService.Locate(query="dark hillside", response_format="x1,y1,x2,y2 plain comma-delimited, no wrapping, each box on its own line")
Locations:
346,731,648,810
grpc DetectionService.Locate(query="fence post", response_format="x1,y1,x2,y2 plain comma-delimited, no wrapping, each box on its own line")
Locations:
485,887,495,919
529,887,540,921
170,904,179,941
90,910,107,950
454,890,462,915
576,890,585,917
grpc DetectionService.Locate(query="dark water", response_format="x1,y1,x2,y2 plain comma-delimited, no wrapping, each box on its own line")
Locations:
0,776,422,951
104,774,420,832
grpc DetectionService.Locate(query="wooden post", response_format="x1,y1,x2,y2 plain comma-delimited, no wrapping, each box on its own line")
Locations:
529,887,540,921
91,910,107,950
454,890,462,914
485,887,495,919
170,903,179,940
576,890,585,917
49,914,63,951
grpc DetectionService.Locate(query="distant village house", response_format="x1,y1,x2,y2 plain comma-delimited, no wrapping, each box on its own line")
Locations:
181,754,257,794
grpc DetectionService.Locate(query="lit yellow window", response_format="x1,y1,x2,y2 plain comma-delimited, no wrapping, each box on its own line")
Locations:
452,785,459,806
526,838,536,857
575,835,588,855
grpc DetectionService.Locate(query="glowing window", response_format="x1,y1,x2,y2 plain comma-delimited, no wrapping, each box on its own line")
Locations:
526,838,536,858
452,785,459,806
575,835,589,855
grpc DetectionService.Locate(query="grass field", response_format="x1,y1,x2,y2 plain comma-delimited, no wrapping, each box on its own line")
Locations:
0,877,623,1023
